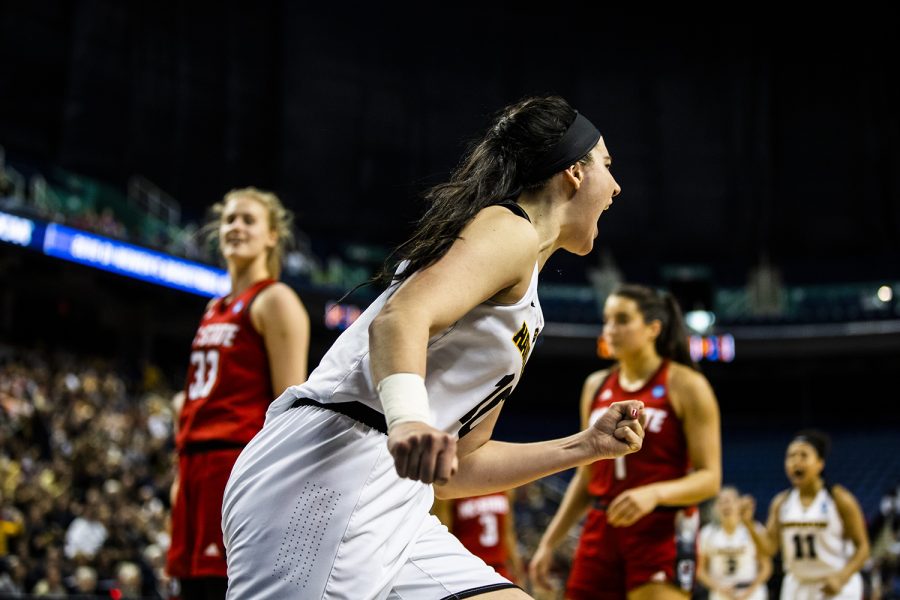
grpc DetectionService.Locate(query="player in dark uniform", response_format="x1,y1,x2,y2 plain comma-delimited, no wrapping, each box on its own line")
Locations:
530,284,722,600
166,187,309,600
433,490,525,584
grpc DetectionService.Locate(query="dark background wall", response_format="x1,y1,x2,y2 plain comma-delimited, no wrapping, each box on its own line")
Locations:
2,4,898,284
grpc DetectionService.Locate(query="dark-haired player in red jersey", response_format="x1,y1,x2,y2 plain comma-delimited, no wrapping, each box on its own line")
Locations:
530,283,721,600
433,490,526,585
166,187,309,600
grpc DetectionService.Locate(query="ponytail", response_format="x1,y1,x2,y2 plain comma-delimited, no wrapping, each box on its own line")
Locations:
372,95,590,287
658,291,695,368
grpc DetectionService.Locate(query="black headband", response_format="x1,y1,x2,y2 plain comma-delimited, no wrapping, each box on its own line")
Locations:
524,111,602,184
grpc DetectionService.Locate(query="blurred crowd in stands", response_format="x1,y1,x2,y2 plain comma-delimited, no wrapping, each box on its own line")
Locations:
1,343,898,599
0,347,175,598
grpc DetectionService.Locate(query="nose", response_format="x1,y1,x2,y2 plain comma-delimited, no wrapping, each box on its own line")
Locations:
612,181,622,198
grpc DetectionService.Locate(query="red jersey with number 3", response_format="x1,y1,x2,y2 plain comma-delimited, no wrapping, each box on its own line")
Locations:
586,360,689,503
176,279,276,451
452,493,511,569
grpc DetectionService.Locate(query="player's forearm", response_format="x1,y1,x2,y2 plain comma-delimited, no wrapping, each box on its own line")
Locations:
368,306,429,381
753,556,772,588
744,521,777,558
694,568,718,593
643,468,720,507
435,437,596,499
507,551,525,582
837,544,869,585
697,566,713,590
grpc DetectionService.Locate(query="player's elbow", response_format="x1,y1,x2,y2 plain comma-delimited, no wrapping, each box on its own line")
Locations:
709,467,722,496
369,302,408,343
433,481,466,500
696,467,722,503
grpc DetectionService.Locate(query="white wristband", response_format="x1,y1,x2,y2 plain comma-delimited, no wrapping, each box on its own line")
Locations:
376,373,432,429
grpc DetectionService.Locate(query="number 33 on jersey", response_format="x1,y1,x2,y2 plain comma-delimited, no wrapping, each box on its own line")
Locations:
176,280,277,450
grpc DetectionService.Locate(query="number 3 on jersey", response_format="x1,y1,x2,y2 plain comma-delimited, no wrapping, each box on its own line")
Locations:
478,513,499,547
188,350,220,400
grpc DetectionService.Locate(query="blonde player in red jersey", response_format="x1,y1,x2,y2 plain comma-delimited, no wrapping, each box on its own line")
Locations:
433,490,526,585
530,284,722,599
166,187,309,600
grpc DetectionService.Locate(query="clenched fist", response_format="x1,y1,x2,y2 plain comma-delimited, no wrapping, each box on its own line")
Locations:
388,421,458,484
586,400,645,460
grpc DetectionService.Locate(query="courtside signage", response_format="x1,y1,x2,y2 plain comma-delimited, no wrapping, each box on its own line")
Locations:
0,210,229,297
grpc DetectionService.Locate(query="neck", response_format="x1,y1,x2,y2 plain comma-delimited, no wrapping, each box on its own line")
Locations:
798,478,824,499
516,187,565,270
721,517,738,533
228,257,271,299
618,347,663,385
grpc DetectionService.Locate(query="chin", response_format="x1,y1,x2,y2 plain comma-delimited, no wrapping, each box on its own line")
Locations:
571,238,595,256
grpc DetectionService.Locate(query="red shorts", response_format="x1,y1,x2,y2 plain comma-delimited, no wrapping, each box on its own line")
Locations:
565,507,697,599
166,447,242,579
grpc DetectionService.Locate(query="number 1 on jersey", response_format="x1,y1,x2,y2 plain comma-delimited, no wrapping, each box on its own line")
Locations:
614,456,626,480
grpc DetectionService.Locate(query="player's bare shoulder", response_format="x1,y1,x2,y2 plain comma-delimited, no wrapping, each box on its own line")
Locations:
668,362,711,393
250,281,307,333
667,362,716,416
254,281,302,307
468,205,539,303
770,489,791,514
830,484,861,511
583,368,612,394
471,205,539,260
580,368,612,422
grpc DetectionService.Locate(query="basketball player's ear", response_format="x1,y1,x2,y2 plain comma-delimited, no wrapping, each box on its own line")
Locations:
648,319,662,340
563,162,584,192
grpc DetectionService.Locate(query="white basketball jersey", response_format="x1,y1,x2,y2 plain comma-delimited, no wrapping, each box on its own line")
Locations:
699,522,761,588
778,487,853,580
282,262,544,437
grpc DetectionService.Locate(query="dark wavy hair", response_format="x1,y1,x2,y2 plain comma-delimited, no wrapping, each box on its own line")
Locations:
373,94,592,286
610,284,697,369
791,428,832,460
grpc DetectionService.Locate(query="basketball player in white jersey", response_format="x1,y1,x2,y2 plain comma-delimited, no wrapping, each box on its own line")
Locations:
697,487,772,600
745,430,870,600
221,95,646,599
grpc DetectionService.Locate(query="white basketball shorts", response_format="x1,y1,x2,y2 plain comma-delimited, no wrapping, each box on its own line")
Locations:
779,572,862,600
222,401,516,599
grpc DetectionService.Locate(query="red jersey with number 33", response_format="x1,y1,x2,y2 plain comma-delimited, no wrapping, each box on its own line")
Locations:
176,279,276,451
586,360,689,503
452,493,511,568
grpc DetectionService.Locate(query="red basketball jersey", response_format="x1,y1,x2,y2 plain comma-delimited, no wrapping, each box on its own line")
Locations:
587,360,689,503
452,493,511,568
176,279,276,451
